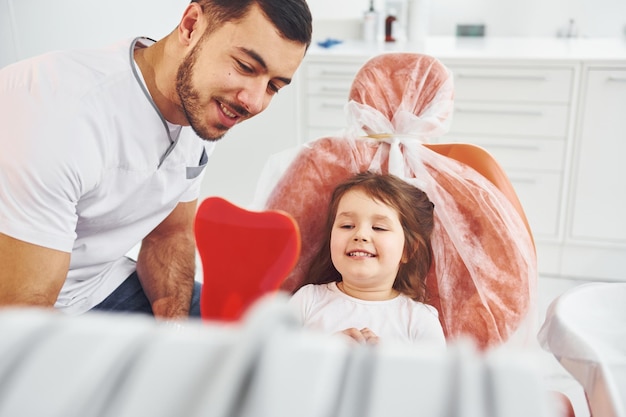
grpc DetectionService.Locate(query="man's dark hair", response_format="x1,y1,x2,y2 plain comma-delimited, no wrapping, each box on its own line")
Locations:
191,0,312,49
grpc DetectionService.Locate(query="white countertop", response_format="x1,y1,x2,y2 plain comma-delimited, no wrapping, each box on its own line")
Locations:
307,36,626,63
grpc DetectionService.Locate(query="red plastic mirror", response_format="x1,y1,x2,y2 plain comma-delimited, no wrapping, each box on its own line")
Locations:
194,197,301,321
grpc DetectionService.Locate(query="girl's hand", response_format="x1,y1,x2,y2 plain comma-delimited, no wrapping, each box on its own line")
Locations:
339,327,379,345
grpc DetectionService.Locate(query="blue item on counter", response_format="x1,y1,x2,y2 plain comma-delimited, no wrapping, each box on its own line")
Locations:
317,38,343,49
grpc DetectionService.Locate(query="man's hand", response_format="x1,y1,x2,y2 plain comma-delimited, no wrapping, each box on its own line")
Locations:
136,200,198,320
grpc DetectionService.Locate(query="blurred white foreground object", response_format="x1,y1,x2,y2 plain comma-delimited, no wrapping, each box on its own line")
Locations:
0,294,559,417
539,282,626,417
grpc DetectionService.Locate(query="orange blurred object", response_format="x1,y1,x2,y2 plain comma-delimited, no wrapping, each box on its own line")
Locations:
423,142,535,248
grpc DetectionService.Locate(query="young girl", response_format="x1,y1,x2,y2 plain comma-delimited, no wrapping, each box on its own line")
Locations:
288,171,446,347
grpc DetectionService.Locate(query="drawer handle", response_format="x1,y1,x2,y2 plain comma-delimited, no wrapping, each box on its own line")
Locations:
456,108,544,117
320,86,350,93
457,74,548,81
607,76,626,82
510,177,537,185
321,103,345,109
319,71,357,77
484,143,541,152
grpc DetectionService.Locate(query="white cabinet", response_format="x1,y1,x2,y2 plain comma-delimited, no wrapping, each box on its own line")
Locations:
441,64,577,245
561,66,626,281
570,67,626,242
302,58,369,141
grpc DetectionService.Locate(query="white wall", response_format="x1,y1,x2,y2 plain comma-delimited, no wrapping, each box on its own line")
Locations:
2,0,625,206
3,0,624,68
0,0,189,67
310,0,626,39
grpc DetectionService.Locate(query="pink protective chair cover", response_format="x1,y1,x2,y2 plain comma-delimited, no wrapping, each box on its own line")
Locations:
262,53,537,350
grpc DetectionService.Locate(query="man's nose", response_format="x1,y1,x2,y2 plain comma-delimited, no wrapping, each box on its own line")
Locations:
237,80,267,116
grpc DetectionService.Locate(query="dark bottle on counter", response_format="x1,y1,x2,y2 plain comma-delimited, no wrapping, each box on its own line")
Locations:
385,10,397,42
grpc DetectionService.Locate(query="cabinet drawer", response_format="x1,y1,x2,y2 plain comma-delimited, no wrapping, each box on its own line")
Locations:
510,171,562,238
449,67,574,103
307,96,348,128
570,68,626,243
306,62,363,80
307,79,352,97
440,136,566,172
450,103,569,138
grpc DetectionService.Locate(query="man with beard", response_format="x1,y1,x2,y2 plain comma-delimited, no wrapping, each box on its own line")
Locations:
0,0,312,319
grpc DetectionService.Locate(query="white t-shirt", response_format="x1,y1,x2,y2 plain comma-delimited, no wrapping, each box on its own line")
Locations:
288,282,446,347
0,38,214,314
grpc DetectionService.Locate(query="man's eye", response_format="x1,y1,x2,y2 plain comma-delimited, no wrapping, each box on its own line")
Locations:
267,82,280,94
237,61,254,74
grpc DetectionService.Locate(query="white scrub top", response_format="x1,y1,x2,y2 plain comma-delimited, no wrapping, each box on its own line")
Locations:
0,38,215,314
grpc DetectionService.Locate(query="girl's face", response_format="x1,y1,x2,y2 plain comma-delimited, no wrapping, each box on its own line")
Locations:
330,189,406,299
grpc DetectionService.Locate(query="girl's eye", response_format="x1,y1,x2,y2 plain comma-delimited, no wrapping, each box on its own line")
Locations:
339,224,354,229
373,226,388,231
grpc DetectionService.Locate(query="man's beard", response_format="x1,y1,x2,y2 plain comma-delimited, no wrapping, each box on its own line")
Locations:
176,44,226,142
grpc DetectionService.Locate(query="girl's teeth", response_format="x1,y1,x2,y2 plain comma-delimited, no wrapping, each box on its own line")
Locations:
350,251,373,257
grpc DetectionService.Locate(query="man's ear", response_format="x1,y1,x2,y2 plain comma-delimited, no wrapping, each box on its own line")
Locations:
178,2,205,47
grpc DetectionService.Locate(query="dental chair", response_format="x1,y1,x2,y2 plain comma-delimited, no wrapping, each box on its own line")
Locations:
260,52,536,350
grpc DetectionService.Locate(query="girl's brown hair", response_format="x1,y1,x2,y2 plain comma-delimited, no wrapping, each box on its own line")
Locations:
305,171,435,302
